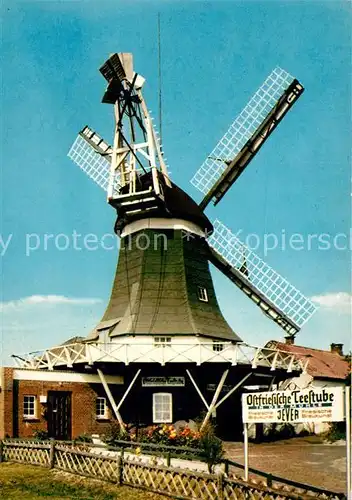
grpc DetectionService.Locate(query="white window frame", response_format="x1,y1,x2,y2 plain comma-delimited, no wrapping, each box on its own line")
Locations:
96,397,108,419
212,341,224,352
197,286,208,302
153,393,173,423
23,395,37,419
153,336,172,347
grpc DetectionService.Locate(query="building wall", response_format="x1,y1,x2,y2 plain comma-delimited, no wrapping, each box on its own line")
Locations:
0,368,123,439
0,368,14,439
0,364,255,440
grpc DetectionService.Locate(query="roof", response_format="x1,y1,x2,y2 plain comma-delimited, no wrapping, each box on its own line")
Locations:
266,341,350,380
115,171,213,234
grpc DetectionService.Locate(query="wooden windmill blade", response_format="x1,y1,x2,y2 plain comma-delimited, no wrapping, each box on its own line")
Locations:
191,67,304,210
208,220,318,335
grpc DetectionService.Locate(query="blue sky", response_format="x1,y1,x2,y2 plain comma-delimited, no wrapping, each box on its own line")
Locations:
1,0,351,363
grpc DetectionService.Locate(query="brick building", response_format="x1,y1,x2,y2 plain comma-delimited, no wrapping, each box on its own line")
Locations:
0,367,122,440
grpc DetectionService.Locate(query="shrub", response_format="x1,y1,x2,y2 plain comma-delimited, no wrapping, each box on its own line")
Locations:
263,423,295,441
327,422,346,442
33,429,49,440
76,433,93,443
199,422,224,473
104,421,132,446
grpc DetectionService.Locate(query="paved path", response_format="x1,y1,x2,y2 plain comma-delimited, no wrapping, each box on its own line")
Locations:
224,438,346,493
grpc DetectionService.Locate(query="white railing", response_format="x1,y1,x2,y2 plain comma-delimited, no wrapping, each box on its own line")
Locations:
12,341,307,373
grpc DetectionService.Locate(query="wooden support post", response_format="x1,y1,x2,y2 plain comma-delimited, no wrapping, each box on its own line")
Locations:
0,441,3,463
217,471,224,500
214,372,252,410
166,451,171,467
201,369,229,431
116,369,141,412
117,455,123,485
186,369,210,411
97,369,126,434
224,459,229,476
49,440,56,469
267,473,273,488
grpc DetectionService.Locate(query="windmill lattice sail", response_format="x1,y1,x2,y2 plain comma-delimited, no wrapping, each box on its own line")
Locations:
68,126,120,194
208,220,317,335
191,67,303,208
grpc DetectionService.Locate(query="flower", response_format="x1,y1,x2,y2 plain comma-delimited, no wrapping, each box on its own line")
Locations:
135,447,141,455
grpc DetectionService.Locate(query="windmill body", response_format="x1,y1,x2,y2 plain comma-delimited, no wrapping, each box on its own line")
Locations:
12,53,317,439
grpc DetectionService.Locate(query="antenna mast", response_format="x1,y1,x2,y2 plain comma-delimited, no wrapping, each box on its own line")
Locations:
158,12,162,143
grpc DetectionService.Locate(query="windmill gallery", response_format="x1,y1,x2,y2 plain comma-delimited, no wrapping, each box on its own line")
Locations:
0,52,318,441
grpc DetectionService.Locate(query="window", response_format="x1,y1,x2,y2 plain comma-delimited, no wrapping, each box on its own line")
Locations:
23,395,36,418
96,397,108,419
153,393,172,423
154,337,171,347
197,286,208,302
212,341,224,352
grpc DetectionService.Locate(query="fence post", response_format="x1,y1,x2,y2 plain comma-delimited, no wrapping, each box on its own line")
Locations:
0,441,3,463
267,473,273,488
224,459,229,475
217,471,224,500
166,451,171,467
117,454,123,485
49,440,56,469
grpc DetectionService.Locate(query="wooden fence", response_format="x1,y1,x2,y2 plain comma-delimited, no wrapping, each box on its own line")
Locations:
0,440,346,500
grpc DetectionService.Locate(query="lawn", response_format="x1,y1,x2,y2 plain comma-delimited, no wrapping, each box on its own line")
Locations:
0,462,166,500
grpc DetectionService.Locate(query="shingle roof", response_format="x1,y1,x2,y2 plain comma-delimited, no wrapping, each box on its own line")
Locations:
266,341,350,380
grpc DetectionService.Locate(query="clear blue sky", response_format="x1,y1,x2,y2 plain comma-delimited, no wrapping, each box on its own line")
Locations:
1,0,351,363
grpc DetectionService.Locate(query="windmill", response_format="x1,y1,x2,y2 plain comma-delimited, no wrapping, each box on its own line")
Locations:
68,53,317,341
11,52,317,439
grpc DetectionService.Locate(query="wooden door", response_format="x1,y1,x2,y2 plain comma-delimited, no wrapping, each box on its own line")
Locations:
47,391,72,440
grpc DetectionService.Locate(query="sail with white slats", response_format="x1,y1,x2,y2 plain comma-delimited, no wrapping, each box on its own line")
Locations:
191,67,304,208
208,220,317,335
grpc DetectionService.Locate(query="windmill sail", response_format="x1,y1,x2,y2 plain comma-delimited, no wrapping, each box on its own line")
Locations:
68,126,119,193
191,68,304,209
208,220,317,335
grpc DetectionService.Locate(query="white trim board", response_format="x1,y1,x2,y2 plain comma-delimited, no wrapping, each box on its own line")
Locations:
13,369,123,385
121,218,205,238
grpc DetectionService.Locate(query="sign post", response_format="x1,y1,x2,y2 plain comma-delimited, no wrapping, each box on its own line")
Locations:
243,422,249,481
346,386,351,500
242,387,349,491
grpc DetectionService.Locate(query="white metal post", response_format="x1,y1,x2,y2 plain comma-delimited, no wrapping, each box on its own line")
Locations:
244,422,249,481
346,386,351,500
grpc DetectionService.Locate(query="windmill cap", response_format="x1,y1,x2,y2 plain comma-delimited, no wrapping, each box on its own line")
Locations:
114,171,213,235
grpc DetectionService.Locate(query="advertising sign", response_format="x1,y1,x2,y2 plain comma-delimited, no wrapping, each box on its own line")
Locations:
242,387,344,424
141,376,185,387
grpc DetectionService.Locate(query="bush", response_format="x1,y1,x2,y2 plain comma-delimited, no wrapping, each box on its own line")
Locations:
76,433,93,443
263,423,295,441
33,429,49,440
104,421,132,446
327,422,346,442
199,422,224,473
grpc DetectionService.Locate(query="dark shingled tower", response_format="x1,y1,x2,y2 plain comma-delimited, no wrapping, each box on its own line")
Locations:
88,174,240,342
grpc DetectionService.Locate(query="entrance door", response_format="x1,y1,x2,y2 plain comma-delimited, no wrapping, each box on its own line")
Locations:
47,391,72,440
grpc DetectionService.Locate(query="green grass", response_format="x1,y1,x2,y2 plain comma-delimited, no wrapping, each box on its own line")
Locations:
0,463,165,499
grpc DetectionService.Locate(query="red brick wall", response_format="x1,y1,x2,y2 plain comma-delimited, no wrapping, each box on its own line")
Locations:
0,370,116,439
0,367,15,439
